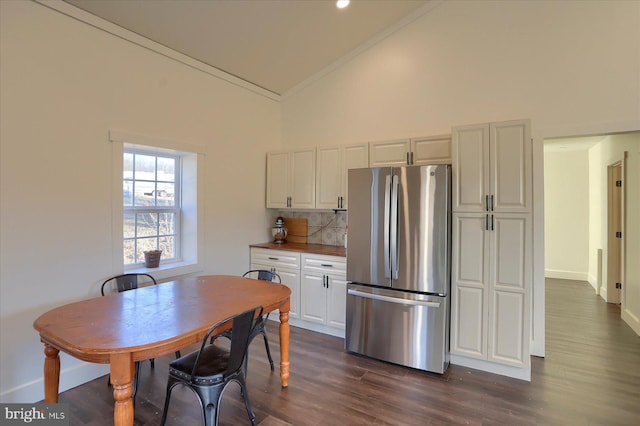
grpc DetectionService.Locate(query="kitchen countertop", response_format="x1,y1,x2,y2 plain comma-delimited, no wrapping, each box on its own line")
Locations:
250,242,346,257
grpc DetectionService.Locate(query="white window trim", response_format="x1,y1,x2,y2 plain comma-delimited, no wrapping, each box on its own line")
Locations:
110,130,205,281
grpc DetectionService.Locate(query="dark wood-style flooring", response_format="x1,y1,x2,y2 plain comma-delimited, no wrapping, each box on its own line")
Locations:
52,278,640,425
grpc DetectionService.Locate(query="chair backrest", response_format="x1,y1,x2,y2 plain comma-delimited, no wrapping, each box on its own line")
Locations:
242,269,281,283
101,273,157,296
194,306,263,378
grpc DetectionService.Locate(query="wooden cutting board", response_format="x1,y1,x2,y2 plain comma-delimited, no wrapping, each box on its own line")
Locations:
284,218,307,243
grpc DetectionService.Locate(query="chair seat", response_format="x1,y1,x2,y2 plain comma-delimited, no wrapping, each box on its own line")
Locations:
169,344,230,385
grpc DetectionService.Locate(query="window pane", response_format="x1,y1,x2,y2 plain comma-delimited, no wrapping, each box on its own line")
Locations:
123,181,133,206
158,212,175,235
135,181,155,206
136,213,158,237
123,239,135,265
159,236,174,258
137,238,158,263
157,183,175,206
157,157,175,182
123,153,134,179
123,213,135,238
134,154,156,180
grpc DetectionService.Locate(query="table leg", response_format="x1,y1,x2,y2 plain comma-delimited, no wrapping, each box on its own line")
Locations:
43,343,60,403
278,300,290,387
110,353,135,426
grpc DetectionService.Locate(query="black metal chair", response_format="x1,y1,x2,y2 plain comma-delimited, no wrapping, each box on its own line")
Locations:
100,273,181,403
159,306,262,426
210,270,281,371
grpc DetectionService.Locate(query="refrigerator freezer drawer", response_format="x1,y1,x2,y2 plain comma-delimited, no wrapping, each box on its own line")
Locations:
345,285,449,373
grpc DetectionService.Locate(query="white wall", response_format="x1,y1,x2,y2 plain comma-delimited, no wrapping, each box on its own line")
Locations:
0,1,279,402
588,133,640,334
281,0,640,357
544,147,589,281
544,149,590,280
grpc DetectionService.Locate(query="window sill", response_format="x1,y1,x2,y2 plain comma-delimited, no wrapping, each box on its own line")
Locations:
126,261,203,282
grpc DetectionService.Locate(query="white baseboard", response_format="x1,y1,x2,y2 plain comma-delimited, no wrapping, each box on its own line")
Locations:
0,362,109,403
544,269,588,281
587,273,598,291
600,286,608,302
449,354,531,381
622,308,640,336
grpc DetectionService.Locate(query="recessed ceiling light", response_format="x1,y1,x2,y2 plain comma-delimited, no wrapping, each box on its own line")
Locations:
337,0,350,9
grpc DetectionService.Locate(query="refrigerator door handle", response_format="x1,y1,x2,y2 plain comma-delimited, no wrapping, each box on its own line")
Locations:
384,174,392,278
390,174,399,279
347,289,441,308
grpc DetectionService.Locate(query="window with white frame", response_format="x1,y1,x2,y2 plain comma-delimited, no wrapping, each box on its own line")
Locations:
123,149,181,266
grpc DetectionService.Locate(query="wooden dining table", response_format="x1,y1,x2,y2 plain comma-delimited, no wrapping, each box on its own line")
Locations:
33,275,292,426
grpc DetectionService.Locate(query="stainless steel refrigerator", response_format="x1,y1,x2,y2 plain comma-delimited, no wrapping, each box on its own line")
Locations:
345,164,451,374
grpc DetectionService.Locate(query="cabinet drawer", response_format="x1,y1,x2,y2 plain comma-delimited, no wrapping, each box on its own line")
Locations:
301,253,346,275
250,248,300,269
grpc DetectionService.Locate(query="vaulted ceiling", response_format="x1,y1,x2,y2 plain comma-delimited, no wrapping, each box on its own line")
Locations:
64,0,436,96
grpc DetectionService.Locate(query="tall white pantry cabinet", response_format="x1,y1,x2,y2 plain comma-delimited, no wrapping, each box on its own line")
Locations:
450,119,532,378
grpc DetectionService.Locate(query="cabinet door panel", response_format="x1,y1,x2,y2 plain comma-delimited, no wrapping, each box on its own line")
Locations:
489,290,526,366
316,146,342,209
369,139,410,167
266,151,290,208
492,214,530,291
291,148,316,208
342,144,369,209
490,120,531,212
453,214,488,286
301,273,327,324
452,125,490,212
412,136,451,165
327,275,347,329
451,285,485,358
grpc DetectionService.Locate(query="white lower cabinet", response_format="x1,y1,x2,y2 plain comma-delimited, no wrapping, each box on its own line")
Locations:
250,248,300,319
250,248,346,336
300,271,347,329
300,254,347,330
450,212,531,372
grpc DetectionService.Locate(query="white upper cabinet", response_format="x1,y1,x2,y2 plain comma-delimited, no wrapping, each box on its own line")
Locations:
316,143,368,210
452,120,531,213
490,121,532,212
369,139,411,167
266,151,290,209
411,135,452,165
266,148,316,209
369,135,451,167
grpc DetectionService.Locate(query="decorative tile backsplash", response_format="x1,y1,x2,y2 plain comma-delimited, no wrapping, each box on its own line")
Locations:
277,211,347,246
